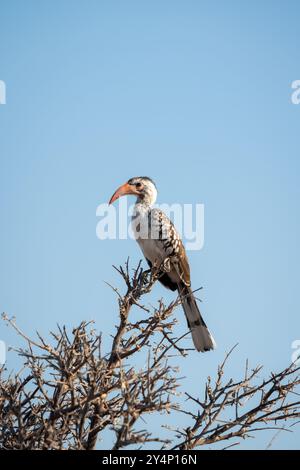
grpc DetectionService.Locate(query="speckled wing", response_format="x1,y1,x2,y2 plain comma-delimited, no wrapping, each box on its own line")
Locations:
147,208,191,288
138,207,216,352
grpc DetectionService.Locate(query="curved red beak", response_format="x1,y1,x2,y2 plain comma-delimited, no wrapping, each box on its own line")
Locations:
109,182,139,204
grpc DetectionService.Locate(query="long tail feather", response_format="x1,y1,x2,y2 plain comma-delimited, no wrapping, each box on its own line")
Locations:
178,284,216,352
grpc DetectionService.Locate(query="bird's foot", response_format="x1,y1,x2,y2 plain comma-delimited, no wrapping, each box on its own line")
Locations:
149,258,171,281
140,268,151,285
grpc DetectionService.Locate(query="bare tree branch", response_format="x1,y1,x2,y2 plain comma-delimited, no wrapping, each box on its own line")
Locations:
0,260,299,450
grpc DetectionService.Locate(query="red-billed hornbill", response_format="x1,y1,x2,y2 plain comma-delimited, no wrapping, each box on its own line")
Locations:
109,176,216,352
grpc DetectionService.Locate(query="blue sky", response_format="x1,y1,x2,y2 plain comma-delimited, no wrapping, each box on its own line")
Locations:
0,0,300,449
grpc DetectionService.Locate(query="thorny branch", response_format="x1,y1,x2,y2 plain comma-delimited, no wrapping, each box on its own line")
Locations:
0,260,299,450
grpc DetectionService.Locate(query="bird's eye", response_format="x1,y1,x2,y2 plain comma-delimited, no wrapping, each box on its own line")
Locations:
136,182,142,189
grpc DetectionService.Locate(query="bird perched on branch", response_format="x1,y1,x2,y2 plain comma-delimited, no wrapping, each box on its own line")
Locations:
109,176,216,352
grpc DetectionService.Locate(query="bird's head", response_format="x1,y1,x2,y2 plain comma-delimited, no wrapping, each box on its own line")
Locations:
109,176,157,206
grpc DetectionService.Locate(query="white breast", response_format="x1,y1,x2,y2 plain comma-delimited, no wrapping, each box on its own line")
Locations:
131,204,166,265
136,237,165,265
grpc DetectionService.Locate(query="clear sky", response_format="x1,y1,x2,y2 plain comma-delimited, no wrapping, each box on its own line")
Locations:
0,0,300,449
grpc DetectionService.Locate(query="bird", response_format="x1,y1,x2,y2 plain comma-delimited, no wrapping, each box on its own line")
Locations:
109,176,216,352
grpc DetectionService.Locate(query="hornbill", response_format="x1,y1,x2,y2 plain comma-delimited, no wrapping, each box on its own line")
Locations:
109,176,216,352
